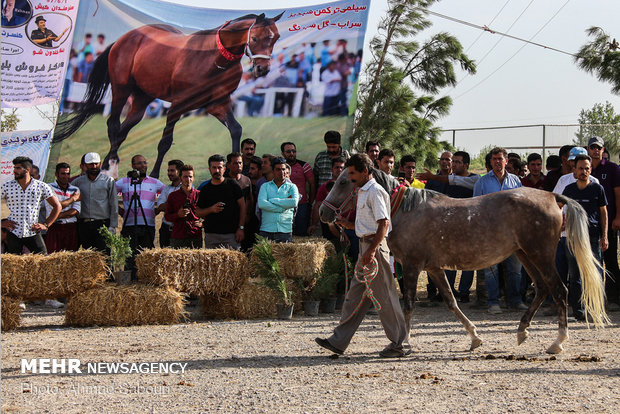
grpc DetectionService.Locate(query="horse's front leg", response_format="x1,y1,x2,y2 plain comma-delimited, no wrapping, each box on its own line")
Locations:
211,102,242,152
428,267,482,351
150,109,182,179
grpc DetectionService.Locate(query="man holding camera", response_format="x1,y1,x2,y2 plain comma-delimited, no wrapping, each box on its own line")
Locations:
115,155,164,278
164,165,202,248
197,154,245,249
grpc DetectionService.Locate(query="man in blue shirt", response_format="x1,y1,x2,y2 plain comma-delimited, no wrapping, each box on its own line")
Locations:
473,147,527,314
257,157,299,243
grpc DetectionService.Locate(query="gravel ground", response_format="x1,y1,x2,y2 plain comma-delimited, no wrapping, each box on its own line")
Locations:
2,300,619,413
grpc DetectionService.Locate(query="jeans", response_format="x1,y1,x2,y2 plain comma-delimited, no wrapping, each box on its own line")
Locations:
159,223,173,248
566,234,602,314
343,229,359,263
484,254,523,307
238,95,265,116
5,232,47,254
170,238,202,249
121,225,155,280
445,270,475,299
293,203,310,236
603,227,619,303
259,231,292,243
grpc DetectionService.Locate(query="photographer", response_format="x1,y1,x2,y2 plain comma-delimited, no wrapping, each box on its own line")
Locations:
164,165,202,248
115,155,164,278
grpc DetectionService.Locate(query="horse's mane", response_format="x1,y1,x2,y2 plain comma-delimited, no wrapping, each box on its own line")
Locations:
194,13,273,36
371,168,441,213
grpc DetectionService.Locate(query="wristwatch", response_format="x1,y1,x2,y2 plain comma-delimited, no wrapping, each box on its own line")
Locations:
239,226,245,230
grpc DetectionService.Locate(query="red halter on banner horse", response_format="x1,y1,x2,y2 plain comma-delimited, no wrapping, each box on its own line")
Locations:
54,12,284,178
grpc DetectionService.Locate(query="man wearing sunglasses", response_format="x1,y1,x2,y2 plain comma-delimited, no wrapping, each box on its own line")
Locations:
587,136,620,310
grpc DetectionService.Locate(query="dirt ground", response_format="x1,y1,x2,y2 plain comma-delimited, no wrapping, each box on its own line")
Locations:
2,298,619,413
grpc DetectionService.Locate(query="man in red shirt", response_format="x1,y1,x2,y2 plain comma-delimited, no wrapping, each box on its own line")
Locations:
281,141,316,236
521,153,545,189
164,165,202,248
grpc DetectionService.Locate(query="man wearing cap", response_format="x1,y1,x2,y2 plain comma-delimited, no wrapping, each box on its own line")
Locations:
72,152,118,252
587,136,620,310
31,16,68,48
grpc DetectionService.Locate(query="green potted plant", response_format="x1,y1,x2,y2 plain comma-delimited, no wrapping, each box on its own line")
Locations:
98,226,132,284
296,276,320,316
314,254,343,313
253,235,294,319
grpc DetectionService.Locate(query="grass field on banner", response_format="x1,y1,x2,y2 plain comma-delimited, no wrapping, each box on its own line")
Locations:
48,115,351,183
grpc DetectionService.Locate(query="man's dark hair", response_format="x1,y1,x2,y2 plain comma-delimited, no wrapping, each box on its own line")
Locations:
546,155,561,170
507,152,521,161
526,153,542,164
32,165,40,174
490,147,508,158
378,148,395,161
331,156,346,167
271,157,287,169
131,154,145,165
12,156,33,170
508,158,522,174
574,154,592,164
249,156,262,168
324,130,341,144
80,153,87,165
208,154,225,166
485,152,492,170
168,159,184,172
241,138,256,149
262,153,275,162
365,140,380,152
400,154,416,167
55,162,70,173
280,141,295,153
346,153,373,173
453,151,470,165
559,145,575,159
226,152,243,163
180,164,194,172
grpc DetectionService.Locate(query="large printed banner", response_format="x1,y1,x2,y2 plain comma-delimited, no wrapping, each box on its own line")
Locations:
49,0,371,180
1,0,81,108
1,129,52,184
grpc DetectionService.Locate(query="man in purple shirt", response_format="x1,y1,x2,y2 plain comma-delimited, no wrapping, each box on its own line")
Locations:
587,136,620,309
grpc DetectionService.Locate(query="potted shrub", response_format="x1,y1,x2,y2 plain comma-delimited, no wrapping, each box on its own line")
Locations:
314,254,342,313
253,235,294,319
296,277,320,317
98,226,132,284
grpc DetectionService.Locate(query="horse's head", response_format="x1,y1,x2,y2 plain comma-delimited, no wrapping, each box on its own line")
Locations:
320,168,357,223
246,12,283,77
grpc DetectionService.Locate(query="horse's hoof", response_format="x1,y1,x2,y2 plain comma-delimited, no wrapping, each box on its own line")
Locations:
470,337,483,351
517,330,528,345
546,343,563,354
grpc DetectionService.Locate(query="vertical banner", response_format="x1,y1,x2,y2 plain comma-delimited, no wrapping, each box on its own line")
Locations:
1,130,52,184
1,0,80,107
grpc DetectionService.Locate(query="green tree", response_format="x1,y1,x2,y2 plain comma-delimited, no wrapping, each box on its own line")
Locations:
574,101,620,155
352,0,476,168
575,27,620,95
1,109,20,132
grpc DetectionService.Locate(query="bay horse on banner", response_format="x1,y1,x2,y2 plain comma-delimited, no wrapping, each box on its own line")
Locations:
55,12,283,178
320,168,609,354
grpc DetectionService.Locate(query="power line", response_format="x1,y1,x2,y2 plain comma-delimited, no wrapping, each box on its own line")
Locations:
464,0,511,53
422,6,576,58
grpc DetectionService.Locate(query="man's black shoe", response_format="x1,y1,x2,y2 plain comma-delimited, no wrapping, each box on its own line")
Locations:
315,337,344,355
459,295,470,303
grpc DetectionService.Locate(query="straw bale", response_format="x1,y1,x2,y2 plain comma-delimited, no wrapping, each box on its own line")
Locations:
1,250,107,300
136,248,249,296
250,240,328,282
65,284,186,327
201,278,303,319
293,236,337,257
1,297,22,331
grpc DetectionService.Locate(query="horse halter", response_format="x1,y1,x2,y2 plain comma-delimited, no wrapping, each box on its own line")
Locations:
215,20,272,64
321,188,357,221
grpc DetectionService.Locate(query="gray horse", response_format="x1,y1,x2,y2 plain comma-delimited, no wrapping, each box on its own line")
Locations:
320,168,608,354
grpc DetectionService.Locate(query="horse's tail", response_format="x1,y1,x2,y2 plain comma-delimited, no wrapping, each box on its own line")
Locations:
556,193,610,327
53,44,114,143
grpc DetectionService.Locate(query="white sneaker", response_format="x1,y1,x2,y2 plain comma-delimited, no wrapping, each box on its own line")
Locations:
488,304,502,314
45,299,64,308
19,303,26,310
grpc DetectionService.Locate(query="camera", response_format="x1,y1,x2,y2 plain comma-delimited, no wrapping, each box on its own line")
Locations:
127,169,146,183
183,201,191,209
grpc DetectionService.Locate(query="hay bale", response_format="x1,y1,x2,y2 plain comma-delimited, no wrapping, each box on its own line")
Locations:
65,284,186,327
201,278,303,319
293,236,337,257
250,241,328,282
1,250,107,300
136,248,249,296
1,297,22,331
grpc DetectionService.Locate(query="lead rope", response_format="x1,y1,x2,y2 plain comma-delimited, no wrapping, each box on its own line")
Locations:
341,257,379,324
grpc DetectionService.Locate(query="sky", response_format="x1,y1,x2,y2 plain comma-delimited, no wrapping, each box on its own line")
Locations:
13,0,620,155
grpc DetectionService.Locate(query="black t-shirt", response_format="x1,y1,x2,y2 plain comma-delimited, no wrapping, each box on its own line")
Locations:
197,178,242,234
446,173,476,199
562,181,608,239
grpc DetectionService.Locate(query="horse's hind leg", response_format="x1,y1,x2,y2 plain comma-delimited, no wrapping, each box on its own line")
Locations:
428,268,482,350
400,263,422,343
102,85,131,171
514,252,550,345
